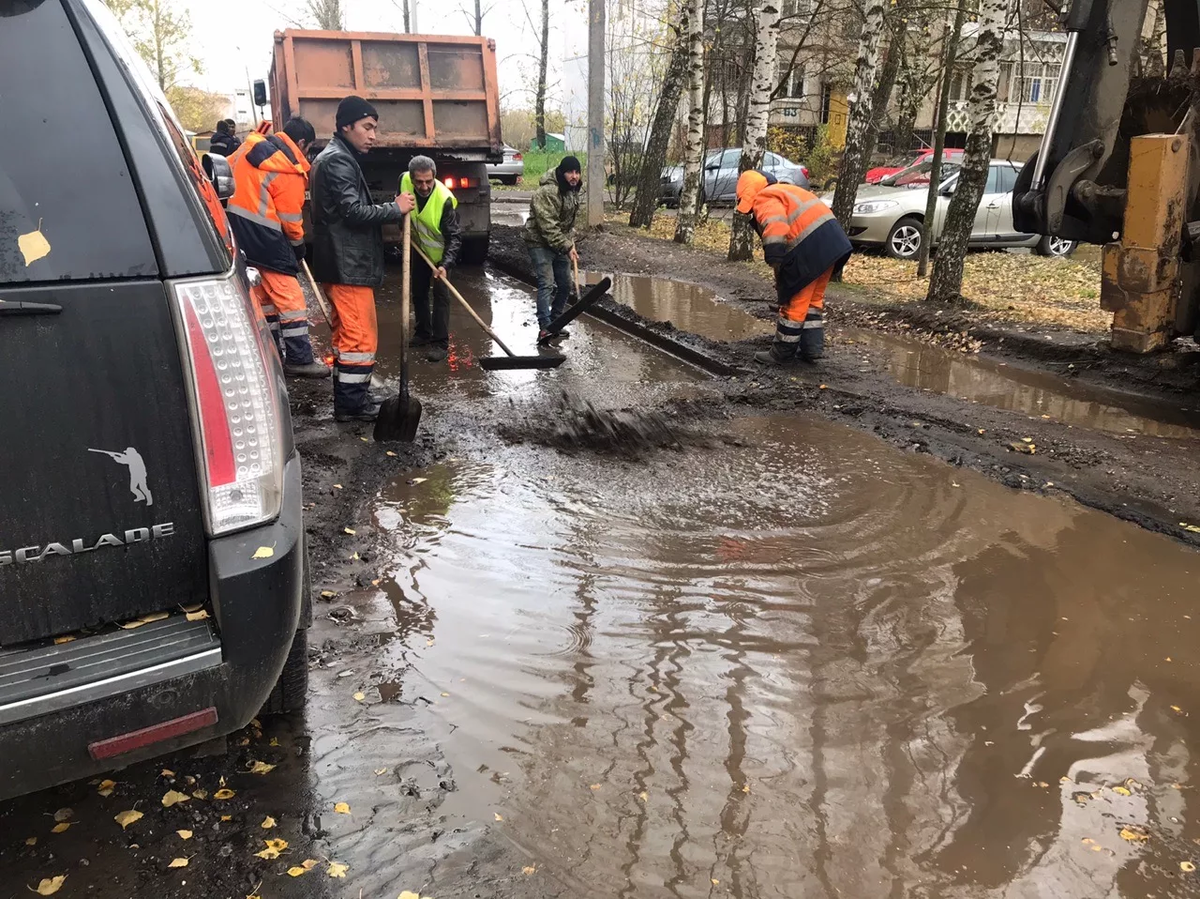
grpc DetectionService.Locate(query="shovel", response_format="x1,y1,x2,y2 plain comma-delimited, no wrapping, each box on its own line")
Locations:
300,259,333,327
412,245,565,371
374,214,423,442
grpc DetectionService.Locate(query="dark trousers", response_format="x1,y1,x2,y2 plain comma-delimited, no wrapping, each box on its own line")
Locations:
411,259,450,348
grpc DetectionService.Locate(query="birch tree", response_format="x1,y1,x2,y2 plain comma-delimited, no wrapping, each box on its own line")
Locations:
927,0,1008,303
630,18,691,228
728,1,781,262
675,0,707,245
536,0,549,149
829,0,887,229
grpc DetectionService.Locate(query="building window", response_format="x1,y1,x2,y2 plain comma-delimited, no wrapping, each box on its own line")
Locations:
780,0,812,16
948,69,971,101
820,83,832,124
790,64,806,98
1018,62,1060,104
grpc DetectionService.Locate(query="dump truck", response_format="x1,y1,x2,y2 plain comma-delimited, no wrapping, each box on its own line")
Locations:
264,29,502,263
1013,1,1200,353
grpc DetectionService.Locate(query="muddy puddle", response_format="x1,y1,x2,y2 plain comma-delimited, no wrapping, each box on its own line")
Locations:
350,400,1200,897
847,329,1200,438
581,271,774,342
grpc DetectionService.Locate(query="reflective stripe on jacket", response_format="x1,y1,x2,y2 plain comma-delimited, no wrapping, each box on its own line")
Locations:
227,132,310,274
747,181,852,301
399,173,458,265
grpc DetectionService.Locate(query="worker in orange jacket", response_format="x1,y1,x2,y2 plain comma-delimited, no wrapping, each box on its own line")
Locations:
735,170,852,365
227,117,329,378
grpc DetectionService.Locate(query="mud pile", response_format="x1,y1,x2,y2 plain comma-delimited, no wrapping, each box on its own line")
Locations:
498,393,692,455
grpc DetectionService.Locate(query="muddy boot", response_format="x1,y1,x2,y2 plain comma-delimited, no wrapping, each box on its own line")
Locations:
334,402,381,423
425,346,447,363
285,361,331,379
754,342,798,365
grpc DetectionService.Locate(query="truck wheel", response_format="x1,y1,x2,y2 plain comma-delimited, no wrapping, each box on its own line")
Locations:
261,628,308,716
461,236,490,266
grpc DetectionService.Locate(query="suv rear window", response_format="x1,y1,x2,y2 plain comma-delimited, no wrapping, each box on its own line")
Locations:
0,0,156,284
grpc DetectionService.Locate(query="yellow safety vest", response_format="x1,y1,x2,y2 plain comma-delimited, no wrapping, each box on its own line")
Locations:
400,173,458,264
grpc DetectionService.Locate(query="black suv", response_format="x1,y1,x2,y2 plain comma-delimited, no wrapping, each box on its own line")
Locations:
0,0,308,800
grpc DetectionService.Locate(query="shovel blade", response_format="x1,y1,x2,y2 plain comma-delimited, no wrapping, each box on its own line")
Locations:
479,355,566,371
372,394,423,442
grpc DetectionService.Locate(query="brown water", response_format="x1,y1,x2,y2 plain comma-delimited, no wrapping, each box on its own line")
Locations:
847,329,1200,439
582,271,774,342
354,400,1200,897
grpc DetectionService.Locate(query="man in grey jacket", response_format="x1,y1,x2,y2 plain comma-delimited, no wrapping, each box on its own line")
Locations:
523,155,582,344
311,95,415,422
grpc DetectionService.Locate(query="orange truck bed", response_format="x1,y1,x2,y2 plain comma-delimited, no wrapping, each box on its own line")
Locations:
270,29,502,156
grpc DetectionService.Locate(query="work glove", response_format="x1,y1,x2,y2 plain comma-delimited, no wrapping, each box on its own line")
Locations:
293,243,307,263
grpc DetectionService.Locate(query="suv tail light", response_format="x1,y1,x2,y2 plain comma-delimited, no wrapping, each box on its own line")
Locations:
172,272,283,535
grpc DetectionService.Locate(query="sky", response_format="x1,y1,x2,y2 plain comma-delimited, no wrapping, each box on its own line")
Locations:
178,0,589,111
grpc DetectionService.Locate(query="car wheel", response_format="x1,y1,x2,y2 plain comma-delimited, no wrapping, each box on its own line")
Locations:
261,627,308,716
885,217,925,260
1036,234,1076,257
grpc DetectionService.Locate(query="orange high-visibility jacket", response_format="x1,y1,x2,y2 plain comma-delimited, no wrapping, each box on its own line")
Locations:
743,177,852,300
227,131,310,274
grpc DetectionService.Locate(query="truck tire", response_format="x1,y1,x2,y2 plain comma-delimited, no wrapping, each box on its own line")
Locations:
261,628,308,716
461,235,490,266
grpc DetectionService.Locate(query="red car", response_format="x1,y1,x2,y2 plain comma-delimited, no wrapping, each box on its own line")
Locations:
865,148,965,184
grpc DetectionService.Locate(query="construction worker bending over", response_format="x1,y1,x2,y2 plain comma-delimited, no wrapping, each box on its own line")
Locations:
399,155,461,363
227,116,328,379
735,170,852,365
311,96,415,422
524,155,582,345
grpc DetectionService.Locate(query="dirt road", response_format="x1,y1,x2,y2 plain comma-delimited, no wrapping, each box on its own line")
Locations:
3,239,1200,899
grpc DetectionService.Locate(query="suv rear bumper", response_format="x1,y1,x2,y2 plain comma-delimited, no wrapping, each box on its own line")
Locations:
0,454,305,801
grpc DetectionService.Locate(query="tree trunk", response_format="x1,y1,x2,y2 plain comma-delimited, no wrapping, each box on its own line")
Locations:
629,19,691,228
858,8,905,167
927,0,1006,303
535,0,549,149
675,0,706,244
474,0,482,35
728,1,780,262
916,0,967,278
402,0,410,32
830,0,888,229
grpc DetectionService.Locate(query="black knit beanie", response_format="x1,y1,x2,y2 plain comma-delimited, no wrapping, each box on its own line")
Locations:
336,95,379,131
556,155,583,192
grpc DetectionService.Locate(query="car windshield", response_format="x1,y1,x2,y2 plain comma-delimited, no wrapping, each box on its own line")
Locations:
880,158,961,188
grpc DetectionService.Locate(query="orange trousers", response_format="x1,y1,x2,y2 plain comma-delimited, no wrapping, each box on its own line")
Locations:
252,269,314,364
323,284,377,412
774,266,831,361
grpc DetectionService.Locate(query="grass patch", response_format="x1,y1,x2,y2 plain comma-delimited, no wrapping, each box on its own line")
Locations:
613,212,1111,333
520,150,588,186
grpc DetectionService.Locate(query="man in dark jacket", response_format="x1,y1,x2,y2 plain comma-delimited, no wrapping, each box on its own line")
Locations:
208,119,236,157
736,170,851,365
399,155,461,362
523,155,582,344
311,95,415,422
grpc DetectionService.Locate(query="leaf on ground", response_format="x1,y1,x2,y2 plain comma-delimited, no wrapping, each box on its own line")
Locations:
386,451,397,457
344,527,356,535
53,636,75,645
320,590,337,599
177,830,193,840
638,791,648,802
522,866,537,876
712,879,720,885
287,860,320,877
30,875,66,895
52,808,73,823
353,692,365,702
1181,523,1200,534
375,768,389,776
97,779,116,797
411,478,427,484
214,788,236,800
333,484,343,489
185,609,209,621
220,815,231,822
1111,786,1131,796
25,837,36,846
334,802,351,814
260,816,276,830
248,761,275,775
162,790,191,807
254,838,288,860
589,784,601,791
328,861,349,878
50,823,71,834
1120,826,1150,842
494,813,503,822
114,810,143,829
1182,861,1197,873
251,546,274,560
161,769,175,777
192,790,208,800
167,858,188,869
742,784,750,794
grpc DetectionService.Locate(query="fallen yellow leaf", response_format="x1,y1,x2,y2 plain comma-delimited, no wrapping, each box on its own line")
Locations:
117,612,169,630
185,609,209,622
162,790,191,807
114,810,143,829
192,790,208,800
1183,861,1197,873
589,784,601,791
494,813,504,822
440,692,450,697
1172,705,1184,713
260,816,276,830
220,815,231,822
254,838,288,860
177,830,193,840
1120,826,1150,843
1112,786,1131,796
333,484,343,489
25,837,36,846
334,802,351,814
1181,523,1200,534
638,791,648,802
161,769,175,777
522,866,537,875
375,768,388,776
353,692,365,702
53,636,75,645
251,546,274,559
248,761,275,775
712,879,720,885
386,451,397,457
320,590,337,599
344,527,356,535
97,779,116,797
328,861,349,878
214,789,236,800
412,477,427,484
30,875,66,896
52,809,72,823
168,858,189,869
50,823,71,834
287,860,320,877
742,784,750,794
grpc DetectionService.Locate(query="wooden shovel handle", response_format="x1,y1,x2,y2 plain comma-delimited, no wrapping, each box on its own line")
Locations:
411,245,518,358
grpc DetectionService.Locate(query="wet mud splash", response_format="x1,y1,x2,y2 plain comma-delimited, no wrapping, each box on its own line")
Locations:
496,393,702,455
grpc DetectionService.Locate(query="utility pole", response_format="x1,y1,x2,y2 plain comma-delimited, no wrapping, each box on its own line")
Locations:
586,0,605,227
411,0,419,32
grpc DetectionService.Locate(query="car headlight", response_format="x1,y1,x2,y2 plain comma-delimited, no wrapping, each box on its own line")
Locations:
853,200,899,215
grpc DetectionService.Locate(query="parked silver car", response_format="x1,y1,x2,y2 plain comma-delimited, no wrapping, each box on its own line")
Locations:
661,148,810,206
487,144,524,185
839,159,1076,260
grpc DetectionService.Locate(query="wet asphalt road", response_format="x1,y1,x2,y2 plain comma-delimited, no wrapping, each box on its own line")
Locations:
3,265,1200,898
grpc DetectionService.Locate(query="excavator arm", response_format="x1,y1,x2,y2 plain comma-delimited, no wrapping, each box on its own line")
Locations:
1013,0,1200,351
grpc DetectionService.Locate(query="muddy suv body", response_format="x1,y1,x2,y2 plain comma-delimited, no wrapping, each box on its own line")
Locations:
0,0,308,800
